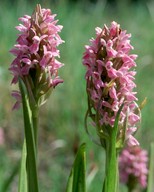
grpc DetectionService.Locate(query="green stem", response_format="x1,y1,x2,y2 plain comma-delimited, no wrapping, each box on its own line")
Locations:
32,107,39,153
102,105,123,192
102,140,109,192
127,185,134,192
128,188,132,192
19,79,39,192
103,140,119,192
116,160,119,192
147,143,154,192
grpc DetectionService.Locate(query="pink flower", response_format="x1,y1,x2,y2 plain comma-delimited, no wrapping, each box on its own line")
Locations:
9,4,64,109
119,146,148,189
0,127,4,146
83,21,140,146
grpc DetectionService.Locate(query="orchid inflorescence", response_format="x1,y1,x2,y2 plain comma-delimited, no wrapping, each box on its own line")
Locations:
83,21,141,148
119,146,148,190
10,4,64,110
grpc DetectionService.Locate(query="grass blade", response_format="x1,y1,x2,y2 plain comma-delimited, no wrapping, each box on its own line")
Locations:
1,162,19,192
66,143,86,192
18,140,27,192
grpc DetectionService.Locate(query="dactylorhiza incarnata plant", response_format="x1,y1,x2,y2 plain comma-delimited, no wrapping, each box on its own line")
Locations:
119,146,148,192
83,21,141,192
9,4,64,192
10,4,64,110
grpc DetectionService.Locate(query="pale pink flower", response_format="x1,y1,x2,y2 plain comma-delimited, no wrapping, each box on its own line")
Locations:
83,21,140,146
0,127,4,146
9,4,64,109
119,146,148,189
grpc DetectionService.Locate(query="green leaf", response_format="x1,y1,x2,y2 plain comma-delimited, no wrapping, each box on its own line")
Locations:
147,143,154,192
19,78,39,192
18,140,27,192
66,143,86,192
1,161,19,192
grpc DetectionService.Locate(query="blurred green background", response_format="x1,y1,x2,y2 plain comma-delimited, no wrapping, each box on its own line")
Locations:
0,0,154,191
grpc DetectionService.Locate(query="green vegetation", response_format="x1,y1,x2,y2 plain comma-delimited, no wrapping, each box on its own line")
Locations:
0,0,154,191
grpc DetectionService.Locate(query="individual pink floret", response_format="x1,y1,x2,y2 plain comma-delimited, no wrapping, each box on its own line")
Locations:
83,21,140,146
119,146,148,189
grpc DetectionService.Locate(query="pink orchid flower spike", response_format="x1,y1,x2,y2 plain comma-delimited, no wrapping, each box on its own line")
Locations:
119,146,148,190
83,21,140,147
10,4,64,109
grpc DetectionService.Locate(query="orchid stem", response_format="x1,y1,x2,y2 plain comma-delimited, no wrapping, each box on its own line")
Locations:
19,78,39,192
102,140,119,192
32,107,39,154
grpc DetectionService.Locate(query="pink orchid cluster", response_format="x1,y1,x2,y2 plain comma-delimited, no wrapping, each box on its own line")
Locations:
119,146,148,189
83,21,140,146
10,4,64,109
